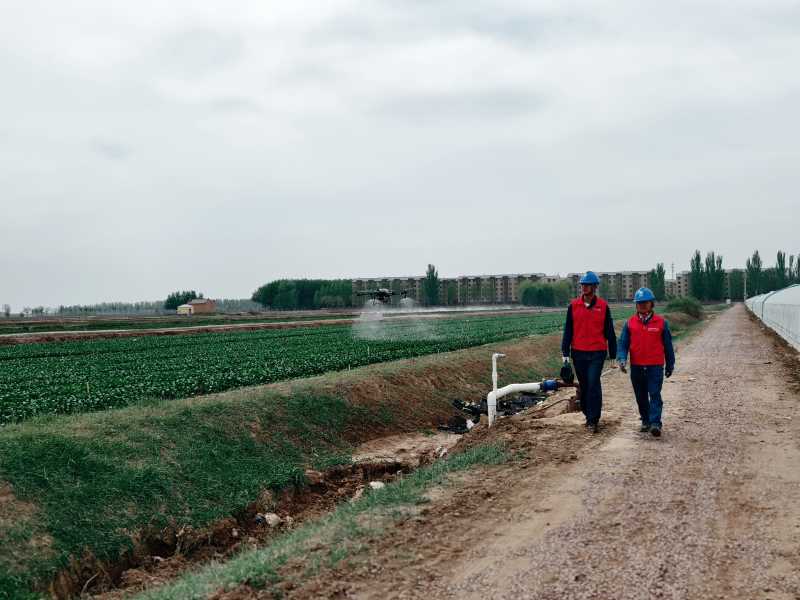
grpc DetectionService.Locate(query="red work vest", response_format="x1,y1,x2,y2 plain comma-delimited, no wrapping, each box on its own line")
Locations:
570,296,609,352
627,313,666,366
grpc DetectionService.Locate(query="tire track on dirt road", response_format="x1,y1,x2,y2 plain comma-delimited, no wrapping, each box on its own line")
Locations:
309,304,800,600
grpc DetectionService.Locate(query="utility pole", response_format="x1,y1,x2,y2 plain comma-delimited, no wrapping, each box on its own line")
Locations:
743,270,747,300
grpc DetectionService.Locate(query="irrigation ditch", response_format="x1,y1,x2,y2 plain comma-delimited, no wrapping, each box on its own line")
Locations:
55,458,420,598
67,386,581,599
73,397,580,600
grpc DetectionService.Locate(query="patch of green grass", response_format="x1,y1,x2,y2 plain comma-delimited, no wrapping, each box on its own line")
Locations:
0,581,40,600
0,392,396,599
665,296,704,319
668,320,701,340
704,303,732,313
132,444,507,600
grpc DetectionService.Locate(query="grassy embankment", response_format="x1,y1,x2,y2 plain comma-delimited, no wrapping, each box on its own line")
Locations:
665,302,730,341
0,393,392,599
134,443,508,600
0,304,713,598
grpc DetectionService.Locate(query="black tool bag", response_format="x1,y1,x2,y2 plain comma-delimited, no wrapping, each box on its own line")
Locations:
560,362,575,384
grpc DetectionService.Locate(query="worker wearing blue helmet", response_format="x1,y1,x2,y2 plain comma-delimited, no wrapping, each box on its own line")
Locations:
616,287,675,437
561,271,618,433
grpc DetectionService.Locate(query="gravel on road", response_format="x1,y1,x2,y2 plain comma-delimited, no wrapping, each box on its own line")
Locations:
300,304,800,600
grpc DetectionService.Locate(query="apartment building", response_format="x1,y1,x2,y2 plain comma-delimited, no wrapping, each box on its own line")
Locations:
353,267,708,306
453,273,550,304
676,271,691,298
352,273,552,306
566,271,654,302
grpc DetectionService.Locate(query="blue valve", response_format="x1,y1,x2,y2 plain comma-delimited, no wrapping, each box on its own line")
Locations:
541,379,559,392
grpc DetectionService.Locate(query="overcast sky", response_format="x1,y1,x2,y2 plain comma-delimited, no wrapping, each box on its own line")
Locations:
2,1,799,309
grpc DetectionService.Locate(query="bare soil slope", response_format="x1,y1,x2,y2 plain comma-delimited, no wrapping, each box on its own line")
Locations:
294,303,800,599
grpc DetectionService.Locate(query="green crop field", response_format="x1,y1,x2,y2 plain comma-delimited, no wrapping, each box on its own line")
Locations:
0,312,352,335
0,309,635,425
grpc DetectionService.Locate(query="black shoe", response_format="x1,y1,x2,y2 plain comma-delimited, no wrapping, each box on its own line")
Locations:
650,426,661,437
592,423,600,434
640,423,650,433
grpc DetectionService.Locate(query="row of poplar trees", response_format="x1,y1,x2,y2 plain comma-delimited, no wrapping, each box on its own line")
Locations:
689,249,800,301
744,250,800,296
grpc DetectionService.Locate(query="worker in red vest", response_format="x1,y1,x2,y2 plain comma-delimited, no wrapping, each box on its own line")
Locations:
561,271,617,433
616,287,675,437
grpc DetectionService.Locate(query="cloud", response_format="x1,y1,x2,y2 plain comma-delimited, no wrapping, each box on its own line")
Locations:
208,96,263,114
371,87,546,121
156,28,245,79
1,0,800,309
89,139,132,160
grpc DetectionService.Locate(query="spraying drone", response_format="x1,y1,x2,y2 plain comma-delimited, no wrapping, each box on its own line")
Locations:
356,288,409,304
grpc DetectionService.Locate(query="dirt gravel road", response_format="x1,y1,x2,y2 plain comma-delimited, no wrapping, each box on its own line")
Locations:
302,304,800,600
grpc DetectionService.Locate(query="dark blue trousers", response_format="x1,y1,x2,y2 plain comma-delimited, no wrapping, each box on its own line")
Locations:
630,365,664,427
572,350,606,425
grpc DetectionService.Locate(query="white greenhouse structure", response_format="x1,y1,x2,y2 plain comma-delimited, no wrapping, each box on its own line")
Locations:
745,284,800,351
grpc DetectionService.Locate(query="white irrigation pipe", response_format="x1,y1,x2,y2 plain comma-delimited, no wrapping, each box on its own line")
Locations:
486,354,616,427
487,353,559,426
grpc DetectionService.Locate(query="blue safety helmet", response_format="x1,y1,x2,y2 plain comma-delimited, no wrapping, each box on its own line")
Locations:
634,287,656,303
579,271,600,285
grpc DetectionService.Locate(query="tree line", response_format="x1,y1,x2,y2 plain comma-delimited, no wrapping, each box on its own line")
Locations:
744,249,800,296
164,290,203,310
420,264,461,306
689,251,729,301
648,264,667,300
251,279,355,310
12,301,168,317
687,249,799,301
11,251,798,318
1,298,263,318
248,266,448,311
518,280,573,307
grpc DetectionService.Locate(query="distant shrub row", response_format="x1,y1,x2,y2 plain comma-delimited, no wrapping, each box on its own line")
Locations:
665,296,704,319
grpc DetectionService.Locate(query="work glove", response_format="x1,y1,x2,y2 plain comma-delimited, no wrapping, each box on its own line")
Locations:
562,356,570,365
560,361,575,384
619,360,627,373
665,367,673,378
